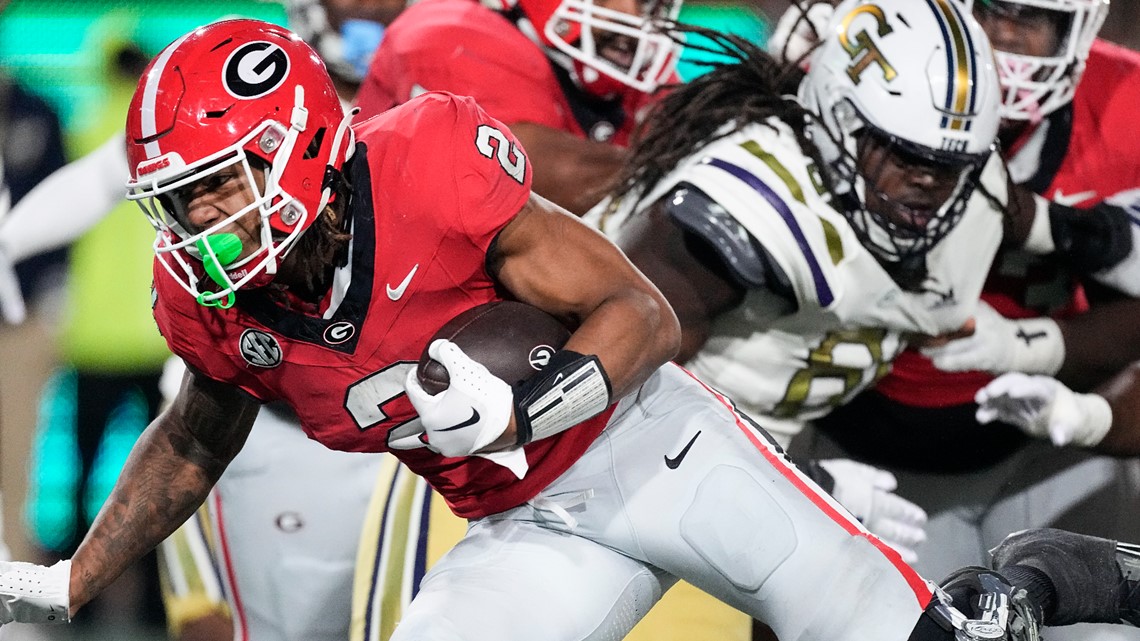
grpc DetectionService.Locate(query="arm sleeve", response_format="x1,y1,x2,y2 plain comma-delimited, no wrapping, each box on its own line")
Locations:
0,132,130,263
447,96,534,252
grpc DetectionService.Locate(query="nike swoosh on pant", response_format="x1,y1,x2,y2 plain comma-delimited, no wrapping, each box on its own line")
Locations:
438,408,481,432
664,431,701,469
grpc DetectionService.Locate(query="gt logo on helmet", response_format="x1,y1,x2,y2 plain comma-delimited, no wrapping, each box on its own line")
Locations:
839,5,897,85
224,41,290,99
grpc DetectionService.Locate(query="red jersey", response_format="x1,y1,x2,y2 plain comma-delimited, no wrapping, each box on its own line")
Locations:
880,39,1140,408
153,93,611,519
355,0,655,146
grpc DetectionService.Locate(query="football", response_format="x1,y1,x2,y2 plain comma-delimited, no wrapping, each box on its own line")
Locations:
416,301,572,394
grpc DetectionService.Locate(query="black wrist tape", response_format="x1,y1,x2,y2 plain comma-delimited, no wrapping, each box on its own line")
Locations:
1049,201,1133,274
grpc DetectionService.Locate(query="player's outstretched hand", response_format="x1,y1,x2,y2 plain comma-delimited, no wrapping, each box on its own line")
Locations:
767,1,834,66
405,340,514,458
0,246,26,325
922,301,1065,376
817,459,927,564
0,560,70,626
976,372,1112,448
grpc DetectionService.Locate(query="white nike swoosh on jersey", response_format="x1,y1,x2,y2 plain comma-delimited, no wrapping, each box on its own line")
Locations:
1052,189,1098,207
386,264,419,301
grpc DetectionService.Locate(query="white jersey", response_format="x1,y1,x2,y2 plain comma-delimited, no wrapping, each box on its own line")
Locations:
595,119,1006,444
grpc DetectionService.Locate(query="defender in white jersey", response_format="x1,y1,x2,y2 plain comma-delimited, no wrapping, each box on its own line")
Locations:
593,0,1018,564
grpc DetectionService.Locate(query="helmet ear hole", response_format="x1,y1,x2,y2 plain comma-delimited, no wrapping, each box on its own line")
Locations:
304,127,327,160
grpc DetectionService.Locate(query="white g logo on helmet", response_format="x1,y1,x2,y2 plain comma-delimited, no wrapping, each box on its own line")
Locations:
224,41,291,99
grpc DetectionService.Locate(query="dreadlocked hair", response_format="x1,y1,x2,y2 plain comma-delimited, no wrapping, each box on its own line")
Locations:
614,22,816,207
275,164,353,301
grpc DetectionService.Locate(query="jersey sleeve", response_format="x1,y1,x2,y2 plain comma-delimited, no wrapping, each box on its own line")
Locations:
645,134,845,310
355,8,564,129
441,95,534,252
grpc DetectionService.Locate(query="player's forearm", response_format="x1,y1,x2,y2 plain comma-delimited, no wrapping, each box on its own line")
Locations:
1056,298,1140,391
68,415,238,613
565,287,680,399
1088,363,1140,456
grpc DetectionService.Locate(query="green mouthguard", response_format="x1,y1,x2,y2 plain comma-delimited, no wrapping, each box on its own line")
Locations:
194,234,242,309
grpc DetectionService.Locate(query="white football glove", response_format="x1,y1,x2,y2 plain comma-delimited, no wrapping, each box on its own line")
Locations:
922,301,1065,376
0,560,70,625
818,459,928,564
767,1,834,66
975,372,1113,448
404,340,513,458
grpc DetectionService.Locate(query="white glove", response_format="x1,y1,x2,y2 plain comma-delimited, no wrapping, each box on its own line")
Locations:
404,340,513,458
975,372,1113,447
922,301,1065,376
818,459,928,564
0,560,71,625
767,1,834,66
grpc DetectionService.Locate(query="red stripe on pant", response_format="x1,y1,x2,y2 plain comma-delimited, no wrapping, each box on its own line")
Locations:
674,364,933,607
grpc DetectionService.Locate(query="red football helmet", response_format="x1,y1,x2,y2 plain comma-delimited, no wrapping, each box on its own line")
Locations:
490,0,682,97
125,18,355,307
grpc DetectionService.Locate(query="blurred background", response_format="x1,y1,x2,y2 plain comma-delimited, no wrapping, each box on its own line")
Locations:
0,0,1136,639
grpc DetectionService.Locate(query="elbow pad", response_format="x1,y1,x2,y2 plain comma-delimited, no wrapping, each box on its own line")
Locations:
1049,201,1133,275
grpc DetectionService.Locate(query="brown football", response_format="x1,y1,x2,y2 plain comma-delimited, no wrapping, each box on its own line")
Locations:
416,301,572,395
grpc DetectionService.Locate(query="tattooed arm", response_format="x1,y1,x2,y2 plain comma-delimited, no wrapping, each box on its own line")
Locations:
68,366,260,615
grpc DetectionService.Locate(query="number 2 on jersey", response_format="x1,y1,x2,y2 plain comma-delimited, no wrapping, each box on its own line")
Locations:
344,362,427,450
475,124,526,184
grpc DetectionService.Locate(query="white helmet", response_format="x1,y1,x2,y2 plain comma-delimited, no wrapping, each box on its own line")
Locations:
966,0,1109,121
799,0,1001,265
484,0,683,97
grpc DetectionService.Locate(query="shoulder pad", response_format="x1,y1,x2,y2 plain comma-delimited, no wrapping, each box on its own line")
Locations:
663,182,792,294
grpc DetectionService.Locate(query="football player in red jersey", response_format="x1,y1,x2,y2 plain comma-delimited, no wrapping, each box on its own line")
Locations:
357,3,767,637
354,0,681,215
0,18,1119,641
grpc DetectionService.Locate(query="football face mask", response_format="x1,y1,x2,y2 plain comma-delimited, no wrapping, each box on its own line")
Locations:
969,0,1108,122
798,0,1001,267
509,0,683,96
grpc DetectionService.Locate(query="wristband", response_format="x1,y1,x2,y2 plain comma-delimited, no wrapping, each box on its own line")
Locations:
513,350,612,445
1049,200,1132,274
1009,316,1066,376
